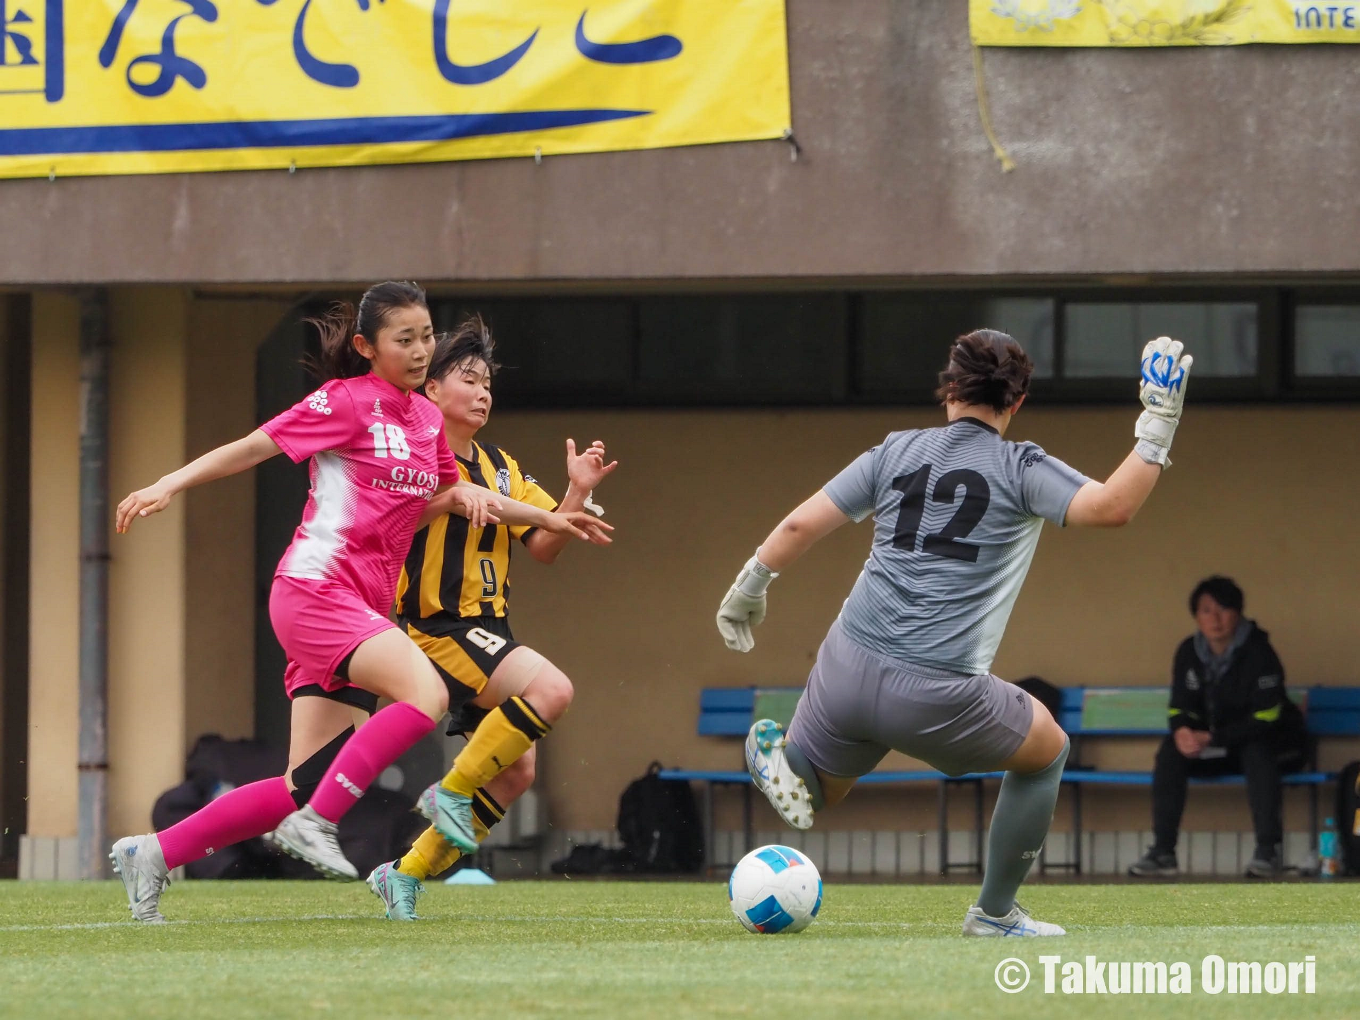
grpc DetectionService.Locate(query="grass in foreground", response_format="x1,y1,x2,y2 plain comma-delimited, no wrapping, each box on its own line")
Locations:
1,879,1356,1019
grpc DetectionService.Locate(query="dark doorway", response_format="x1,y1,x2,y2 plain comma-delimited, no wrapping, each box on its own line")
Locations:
1,294,32,876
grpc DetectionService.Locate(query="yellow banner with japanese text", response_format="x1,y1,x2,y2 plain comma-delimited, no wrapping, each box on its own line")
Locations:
0,0,790,179
972,0,1360,46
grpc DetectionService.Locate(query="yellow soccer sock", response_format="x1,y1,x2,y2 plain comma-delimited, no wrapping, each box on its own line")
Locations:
397,826,461,881
471,788,506,841
440,697,550,797
396,789,508,880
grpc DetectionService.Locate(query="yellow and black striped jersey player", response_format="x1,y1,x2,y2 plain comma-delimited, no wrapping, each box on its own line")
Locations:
368,314,617,918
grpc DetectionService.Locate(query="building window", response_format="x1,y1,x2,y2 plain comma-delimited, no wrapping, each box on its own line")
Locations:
857,295,1055,397
435,299,635,400
1294,305,1360,377
635,294,847,402
1063,302,1257,378
413,287,1357,406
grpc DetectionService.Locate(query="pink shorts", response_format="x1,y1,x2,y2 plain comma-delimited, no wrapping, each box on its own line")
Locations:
269,574,396,697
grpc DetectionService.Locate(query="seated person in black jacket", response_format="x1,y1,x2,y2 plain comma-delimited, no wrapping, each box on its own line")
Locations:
1129,576,1308,879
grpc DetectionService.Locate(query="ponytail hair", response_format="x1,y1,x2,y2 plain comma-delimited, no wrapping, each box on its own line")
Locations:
934,328,1033,413
305,280,428,381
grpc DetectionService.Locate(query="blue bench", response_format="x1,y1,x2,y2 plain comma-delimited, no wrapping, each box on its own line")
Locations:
1045,685,1360,874
663,684,1360,875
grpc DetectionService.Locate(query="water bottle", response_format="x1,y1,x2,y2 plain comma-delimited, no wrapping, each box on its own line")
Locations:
1319,817,1338,879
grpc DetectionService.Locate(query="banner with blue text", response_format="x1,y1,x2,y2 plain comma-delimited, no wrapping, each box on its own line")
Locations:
973,1,1360,46
0,0,790,179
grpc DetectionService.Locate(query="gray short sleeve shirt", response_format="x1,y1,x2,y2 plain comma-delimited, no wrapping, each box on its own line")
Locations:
822,418,1090,674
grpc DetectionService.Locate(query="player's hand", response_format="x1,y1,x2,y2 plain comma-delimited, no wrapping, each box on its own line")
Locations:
717,589,765,653
565,438,617,493
544,510,614,545
716,555,779,653
1134,336,1193,466
449,485,502,528
1139,337,1192,419
1172,727,1200,757
116,479,177,533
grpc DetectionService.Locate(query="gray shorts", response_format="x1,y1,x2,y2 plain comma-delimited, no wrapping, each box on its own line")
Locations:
785,620,1033,778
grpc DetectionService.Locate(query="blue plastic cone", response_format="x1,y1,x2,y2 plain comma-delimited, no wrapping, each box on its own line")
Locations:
445,867,496,885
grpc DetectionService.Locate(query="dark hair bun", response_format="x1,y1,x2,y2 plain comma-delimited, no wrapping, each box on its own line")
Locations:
934,329,1034,413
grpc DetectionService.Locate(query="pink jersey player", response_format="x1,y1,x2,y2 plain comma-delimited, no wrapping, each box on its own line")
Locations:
262,371,456,697
106,282,607,919
267,371,455,613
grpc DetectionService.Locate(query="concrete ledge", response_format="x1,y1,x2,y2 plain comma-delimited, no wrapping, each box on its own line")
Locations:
18,836,81,880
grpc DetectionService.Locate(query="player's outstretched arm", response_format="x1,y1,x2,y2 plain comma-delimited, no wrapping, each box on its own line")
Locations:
526,438,618,564
1067,336,1192,528
717,491,851,653
418,483,501,530
116,429,282,533
444,479,613,544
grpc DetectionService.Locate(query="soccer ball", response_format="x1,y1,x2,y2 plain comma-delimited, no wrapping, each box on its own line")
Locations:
728,844,823,934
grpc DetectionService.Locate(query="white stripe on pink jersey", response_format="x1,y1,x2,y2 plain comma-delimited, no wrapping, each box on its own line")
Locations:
282,451,357,581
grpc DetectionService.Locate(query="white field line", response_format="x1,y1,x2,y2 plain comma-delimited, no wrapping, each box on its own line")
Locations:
0,913,915,933
3,914,1356,936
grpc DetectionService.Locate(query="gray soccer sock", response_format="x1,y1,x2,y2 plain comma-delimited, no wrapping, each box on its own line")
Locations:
976,738,1070,918
782,739,826,812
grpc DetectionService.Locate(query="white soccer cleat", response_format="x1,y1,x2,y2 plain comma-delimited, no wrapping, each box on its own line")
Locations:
962,903,1066,937
110,834,170,923
265,805,358,880
745,719,813,831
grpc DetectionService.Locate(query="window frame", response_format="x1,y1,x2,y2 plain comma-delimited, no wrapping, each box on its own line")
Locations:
1035,286,1276,405
1282,287,1360,399
407,285,1360,409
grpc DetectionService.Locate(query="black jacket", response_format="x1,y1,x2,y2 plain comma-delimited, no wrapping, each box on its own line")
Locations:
1168,623,1306,747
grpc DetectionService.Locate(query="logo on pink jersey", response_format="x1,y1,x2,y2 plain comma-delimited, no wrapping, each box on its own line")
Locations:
372,465,439,499
372,398,383,417
308,390,332,416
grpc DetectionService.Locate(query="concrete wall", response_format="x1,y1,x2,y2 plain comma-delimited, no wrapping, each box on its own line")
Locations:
3,3,1359,284
26,292,81,839
22,290,284,845
106,288,191,838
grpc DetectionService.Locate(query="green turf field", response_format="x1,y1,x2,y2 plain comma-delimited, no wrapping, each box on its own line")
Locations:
1,880,1355,1019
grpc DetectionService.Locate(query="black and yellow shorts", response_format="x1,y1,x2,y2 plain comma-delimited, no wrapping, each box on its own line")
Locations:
401,614,519,732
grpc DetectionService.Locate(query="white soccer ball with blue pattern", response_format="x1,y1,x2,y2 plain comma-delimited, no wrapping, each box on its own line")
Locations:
728,844,823,934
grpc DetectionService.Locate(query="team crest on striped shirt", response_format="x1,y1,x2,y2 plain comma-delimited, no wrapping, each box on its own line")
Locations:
495,467,512,496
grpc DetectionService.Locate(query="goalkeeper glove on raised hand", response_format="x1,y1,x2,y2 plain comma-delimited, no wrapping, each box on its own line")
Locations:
1134,336,1193,467
716,552,778,653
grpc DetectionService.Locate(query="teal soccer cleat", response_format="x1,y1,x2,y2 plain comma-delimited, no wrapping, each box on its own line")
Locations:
367,861,425,921
416,783,479,853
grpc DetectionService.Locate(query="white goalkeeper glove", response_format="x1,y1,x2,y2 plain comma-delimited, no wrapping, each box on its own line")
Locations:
1134,336,1193,467
716,552,779,653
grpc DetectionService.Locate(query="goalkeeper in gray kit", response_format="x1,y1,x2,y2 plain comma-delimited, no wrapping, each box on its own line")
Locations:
717,330,1192,937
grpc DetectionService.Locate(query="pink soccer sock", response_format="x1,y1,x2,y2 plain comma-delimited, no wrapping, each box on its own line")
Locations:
156,776,296,871
308,701,436,822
